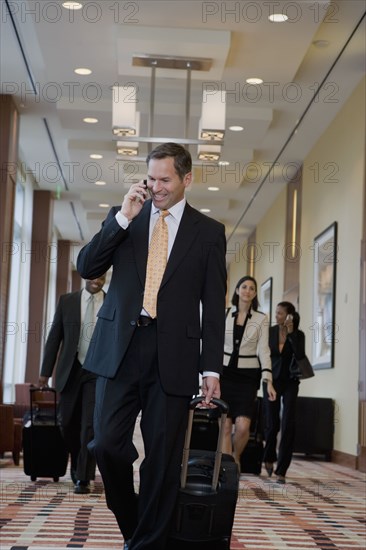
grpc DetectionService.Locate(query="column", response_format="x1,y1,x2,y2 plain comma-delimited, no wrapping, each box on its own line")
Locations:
0,95,19,400
25,190,54,383
72,270,82,292
56,240,72,302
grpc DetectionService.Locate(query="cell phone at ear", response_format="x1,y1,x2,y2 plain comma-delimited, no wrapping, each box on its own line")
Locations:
144,180,153,198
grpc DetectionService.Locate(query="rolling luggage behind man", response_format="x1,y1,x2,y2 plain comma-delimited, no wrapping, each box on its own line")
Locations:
39,274,106,494
23,387,68,482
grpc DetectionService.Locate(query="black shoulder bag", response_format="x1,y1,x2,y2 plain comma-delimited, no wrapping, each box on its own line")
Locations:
289,354,315,379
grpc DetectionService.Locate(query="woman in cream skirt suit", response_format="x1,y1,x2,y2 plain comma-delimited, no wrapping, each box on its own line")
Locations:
221,276,276,467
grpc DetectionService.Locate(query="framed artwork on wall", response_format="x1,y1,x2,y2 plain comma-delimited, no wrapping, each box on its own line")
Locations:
260,277,273,324
312,222,338,370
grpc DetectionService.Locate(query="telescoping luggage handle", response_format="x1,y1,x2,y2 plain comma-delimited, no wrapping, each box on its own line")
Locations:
30,387,58,426
180,396,229,492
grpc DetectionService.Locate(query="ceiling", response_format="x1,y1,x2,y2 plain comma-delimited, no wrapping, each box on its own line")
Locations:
1,0,365,258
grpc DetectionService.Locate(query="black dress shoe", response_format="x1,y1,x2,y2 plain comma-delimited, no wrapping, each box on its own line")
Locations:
276,475,286,484
70,468,77,485
74,480,90,494
123,539,131,550
265,462,274,477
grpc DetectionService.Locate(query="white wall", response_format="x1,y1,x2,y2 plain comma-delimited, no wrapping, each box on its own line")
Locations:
226,188,287,316
227,76,365,457
254,190,287,325
299,77,365,456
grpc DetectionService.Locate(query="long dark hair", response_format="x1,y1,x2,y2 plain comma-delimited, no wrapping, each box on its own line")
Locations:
231,276,259,311
277,301,300,330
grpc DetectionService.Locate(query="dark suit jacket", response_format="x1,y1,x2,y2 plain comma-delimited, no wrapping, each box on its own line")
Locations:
269,325,305,381
40,290,105,392
77,201,227,396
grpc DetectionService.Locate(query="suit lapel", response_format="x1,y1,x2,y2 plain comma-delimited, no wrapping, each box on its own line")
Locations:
65,292,82,348
129,201,151,286
161,203,200,287
71,291,82,327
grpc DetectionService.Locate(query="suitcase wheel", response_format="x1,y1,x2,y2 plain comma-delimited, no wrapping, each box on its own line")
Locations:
53,477,59,482
31,476,36,481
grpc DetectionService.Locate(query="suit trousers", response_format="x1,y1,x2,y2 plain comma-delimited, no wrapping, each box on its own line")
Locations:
59,359,96,481
262,378,299,477
92,322,190,550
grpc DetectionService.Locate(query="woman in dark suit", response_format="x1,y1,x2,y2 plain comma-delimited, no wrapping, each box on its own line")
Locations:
262,301,305,484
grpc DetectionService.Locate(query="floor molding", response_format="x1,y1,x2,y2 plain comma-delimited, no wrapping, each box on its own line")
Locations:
331,449,357,469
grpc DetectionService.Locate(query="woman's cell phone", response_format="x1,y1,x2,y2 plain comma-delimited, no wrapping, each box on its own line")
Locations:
286,314,293,322
143,179,147,188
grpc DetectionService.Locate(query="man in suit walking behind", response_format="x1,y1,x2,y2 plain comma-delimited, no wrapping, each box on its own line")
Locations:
77,143,227,549
39,274,106,494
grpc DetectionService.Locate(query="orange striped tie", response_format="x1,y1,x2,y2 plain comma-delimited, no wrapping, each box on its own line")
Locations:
143,210,169,318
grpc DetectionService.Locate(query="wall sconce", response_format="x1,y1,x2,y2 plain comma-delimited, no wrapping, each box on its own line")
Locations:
112,85,138,137
291,189,298,258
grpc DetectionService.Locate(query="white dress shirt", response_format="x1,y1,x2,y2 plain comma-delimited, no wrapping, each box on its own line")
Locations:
80,287,104,324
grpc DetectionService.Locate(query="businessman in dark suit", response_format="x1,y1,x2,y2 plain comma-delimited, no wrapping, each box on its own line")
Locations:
77,143,227,550
39,274,106,493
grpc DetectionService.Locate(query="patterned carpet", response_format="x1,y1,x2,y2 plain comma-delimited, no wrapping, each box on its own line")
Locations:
1,452,365,550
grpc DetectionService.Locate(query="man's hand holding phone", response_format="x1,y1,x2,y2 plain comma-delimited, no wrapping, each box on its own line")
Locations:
120,179,150,221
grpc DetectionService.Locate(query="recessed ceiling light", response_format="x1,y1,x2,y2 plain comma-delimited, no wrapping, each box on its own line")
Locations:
90,154,103,159
83,117,98,124
229,126,244,132
99,203,110,208
246,77,263,85
75,68,92,75
95,181,106,186
62,1,83,9
218,160,230,166
200,208,211,213
208,187,220,191
268,13,288,22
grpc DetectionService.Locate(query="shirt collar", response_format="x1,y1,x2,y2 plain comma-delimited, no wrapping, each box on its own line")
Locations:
82,288,103,302
82,288,93,302
151,197,186,222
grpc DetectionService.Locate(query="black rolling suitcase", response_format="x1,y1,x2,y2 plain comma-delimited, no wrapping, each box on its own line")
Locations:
240,397,264,475
190,404,220,451
170,397,239,550
22,387,68,482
